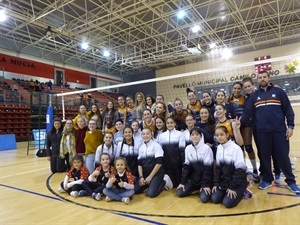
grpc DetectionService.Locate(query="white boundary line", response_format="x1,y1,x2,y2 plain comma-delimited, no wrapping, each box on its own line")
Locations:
0,167,49,178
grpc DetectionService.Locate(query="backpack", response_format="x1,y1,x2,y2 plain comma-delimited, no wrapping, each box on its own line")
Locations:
36,148,47,157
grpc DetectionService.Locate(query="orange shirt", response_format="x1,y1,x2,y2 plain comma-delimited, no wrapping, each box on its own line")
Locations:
216,119,233,137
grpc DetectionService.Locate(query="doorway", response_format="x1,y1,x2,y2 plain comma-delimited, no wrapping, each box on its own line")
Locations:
54,69,65,86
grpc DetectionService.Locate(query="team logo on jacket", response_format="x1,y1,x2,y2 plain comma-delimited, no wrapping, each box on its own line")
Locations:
257,97,261,100
272,94,276,98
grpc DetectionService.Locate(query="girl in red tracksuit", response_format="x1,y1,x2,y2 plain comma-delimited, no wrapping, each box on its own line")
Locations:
103,157,135,204
57,155,90,197
79,153,115,200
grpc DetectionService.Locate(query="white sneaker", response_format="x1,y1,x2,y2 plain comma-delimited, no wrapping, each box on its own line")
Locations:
122,197,130,205
92,193,101,201
58,187,66,193
106,196,112,202
163,174,173,190
70,191,78,198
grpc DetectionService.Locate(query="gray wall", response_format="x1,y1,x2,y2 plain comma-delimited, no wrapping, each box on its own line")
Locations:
119,70,156,97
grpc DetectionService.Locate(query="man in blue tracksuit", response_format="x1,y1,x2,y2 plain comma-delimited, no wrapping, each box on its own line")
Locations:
242,71,300,193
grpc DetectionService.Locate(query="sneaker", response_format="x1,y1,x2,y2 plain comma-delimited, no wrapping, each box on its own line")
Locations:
92,192,101,201
259,174,264,182
244,188,253,199
253,169,258,175
78,190,88,196
251,173,260,183
274,174,281,184
58,187,66,193
70,191,78,197
247,172,260,183
259,181,272,190
287,184,300,194
163,174,173,190
122,197,130,205
106,196,112,202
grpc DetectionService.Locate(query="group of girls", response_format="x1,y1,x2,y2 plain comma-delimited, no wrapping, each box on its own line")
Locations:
47,85,258,208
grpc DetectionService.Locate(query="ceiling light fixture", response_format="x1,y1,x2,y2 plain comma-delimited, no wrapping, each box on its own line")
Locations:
177,10,186,19
81,41,89,50
103,50,110,57
191,25,201,33
0,9,7,22
221,48,233,59
209,43,216,49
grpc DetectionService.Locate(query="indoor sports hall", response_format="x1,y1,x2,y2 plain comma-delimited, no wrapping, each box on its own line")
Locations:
0,1,300,225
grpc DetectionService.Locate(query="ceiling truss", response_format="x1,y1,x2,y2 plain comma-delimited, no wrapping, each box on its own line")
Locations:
0,0,299,76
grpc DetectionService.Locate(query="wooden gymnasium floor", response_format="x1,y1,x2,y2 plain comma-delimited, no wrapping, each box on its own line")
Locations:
1,108,300,225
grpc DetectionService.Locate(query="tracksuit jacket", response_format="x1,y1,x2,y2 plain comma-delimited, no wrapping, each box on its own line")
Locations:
242,84,294,132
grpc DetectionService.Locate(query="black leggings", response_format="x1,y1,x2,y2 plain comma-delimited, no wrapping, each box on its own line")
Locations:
81,180,106,195
176,180,211,203
134,173,166,198
59,182,83,194
211,187,245,208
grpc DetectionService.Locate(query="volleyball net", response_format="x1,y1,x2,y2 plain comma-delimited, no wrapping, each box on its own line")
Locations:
52,53,300,121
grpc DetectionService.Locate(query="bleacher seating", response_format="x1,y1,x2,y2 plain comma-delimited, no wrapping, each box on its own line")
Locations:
2,77,123,108
0,104,31,140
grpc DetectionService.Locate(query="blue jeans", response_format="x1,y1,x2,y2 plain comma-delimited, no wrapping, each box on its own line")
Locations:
85,153,95,174
103,188,134,201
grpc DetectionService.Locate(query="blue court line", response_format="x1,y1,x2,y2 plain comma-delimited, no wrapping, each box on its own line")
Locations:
0,183,63,202
273,184,300,191
114,212,167,225
267,192,300,197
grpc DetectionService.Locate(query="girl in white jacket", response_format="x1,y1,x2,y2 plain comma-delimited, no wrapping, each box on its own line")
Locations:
176,127,214,203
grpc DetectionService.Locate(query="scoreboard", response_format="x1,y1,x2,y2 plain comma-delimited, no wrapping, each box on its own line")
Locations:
254,55,271,72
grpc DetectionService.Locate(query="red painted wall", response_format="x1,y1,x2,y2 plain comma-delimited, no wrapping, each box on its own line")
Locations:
0,53,120,85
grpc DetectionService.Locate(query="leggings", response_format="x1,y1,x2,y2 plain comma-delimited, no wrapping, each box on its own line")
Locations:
60,182,83,194
81,180,105,195
176,180,211,203
211,187,245,208
134,172,166,198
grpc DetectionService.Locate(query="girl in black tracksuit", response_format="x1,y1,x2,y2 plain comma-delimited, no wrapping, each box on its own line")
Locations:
134,128,166,198
157,117,185,187
212,126,247,208
115,126,139,178
46,118,64,173
176,127,214,203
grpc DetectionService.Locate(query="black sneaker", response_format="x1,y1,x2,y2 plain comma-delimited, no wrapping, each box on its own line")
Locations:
253,169,258,175
251,172,261,183
78,190,88,196
247,171,260,183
